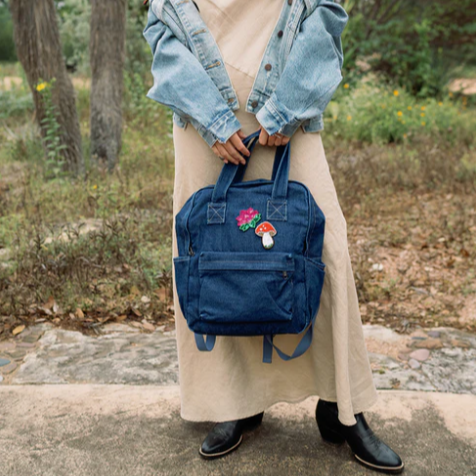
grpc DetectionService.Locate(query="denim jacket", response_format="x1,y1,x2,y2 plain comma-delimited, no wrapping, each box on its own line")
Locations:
143,0,348,147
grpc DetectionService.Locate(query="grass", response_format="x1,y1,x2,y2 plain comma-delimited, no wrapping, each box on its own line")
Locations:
0,66,475,339
0,74,178,335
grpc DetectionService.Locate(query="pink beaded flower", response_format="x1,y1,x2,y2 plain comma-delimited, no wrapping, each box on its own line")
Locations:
236,207,261,232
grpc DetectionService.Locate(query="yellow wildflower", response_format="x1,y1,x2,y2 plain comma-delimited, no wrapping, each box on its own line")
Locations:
347,115,352,121
421,121,426,126
403,134,407,139
438,102,443,106
92,184,98,190
36,82,48,92
343,83,349,89
333,115,337,120
449,92,453,98
407,106,412,111
421,106,426,111
393,90,399,96
420,112,425,117
397,111,403,117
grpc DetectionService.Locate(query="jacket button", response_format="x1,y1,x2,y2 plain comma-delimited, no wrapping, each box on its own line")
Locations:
264,63,272,71
277,30,283,38
227,97,234,103
251,100,258,108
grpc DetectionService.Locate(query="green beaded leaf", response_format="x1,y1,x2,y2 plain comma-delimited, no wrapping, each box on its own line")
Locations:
239,213,261,231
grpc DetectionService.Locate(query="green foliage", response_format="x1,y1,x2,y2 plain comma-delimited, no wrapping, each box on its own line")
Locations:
0,88,33,119
370,19,446,98
0,5,16,62
56,0,91,73
55,0,150,75
123,71,166,126
326,80,476,146
35,78,68,178
342,0,476,97
125,0,151,77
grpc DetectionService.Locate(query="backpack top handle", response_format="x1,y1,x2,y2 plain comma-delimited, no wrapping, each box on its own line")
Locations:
211,129,291,203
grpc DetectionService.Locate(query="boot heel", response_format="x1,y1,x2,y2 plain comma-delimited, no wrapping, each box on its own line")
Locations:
317,422,345,445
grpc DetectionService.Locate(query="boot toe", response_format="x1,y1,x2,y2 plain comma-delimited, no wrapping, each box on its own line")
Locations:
354,444,405,474
199,433,243,458
199,422,243,459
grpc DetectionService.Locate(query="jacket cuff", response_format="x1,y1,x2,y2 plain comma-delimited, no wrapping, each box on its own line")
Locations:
206,109,242,146
255,96,301,137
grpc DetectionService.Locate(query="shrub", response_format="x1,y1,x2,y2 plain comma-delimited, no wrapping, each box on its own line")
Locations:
341,0,476,98
326,80,476,146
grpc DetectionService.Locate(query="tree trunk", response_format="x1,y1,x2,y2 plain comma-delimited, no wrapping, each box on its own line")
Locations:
89,0,127,172
10,0,84,177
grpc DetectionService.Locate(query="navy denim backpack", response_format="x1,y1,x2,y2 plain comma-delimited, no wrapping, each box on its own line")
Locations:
173,129,326,363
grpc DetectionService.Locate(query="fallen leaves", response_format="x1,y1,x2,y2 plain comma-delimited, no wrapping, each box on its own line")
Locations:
12,325,25,336
348,190,476,333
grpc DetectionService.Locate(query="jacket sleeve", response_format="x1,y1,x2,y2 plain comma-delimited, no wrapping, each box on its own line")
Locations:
255,0,348,137
142,4,242,147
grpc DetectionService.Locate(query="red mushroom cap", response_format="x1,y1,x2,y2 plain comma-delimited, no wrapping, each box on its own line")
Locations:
255,221,276,236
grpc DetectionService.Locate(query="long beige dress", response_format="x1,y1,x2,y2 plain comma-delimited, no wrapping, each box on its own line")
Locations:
171,0,378,426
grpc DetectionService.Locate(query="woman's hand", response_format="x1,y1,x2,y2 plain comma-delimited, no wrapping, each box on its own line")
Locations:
211,130,250,165
258,126,290,147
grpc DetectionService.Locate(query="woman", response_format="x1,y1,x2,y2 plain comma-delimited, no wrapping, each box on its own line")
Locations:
144,0,404,473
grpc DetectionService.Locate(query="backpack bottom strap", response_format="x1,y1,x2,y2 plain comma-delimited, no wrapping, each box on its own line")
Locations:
195,333,216,351
263,312,317,364
194,312,317,363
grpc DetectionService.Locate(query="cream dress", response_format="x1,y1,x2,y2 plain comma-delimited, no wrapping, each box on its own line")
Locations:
171,0,378,426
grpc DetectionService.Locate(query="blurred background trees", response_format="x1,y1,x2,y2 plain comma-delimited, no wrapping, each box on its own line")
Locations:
341,0,476,97
89,0,127,172
9,0,84,176
2,0,147,177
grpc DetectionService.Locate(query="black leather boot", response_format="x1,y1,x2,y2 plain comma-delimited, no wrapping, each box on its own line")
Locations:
316,400,404,474
199,411,264,459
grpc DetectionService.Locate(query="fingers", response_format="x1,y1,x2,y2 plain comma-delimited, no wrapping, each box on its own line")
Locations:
230,133,251,159
258,126,290,146
267,134,277,147
259,128,269,146
273,134,290,146
212,128,291,165
212,144,229,163
215,143,234,164
224,140,247,165
214,141,245,165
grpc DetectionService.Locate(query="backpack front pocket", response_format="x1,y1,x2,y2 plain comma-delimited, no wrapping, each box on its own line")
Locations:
198,251,295,324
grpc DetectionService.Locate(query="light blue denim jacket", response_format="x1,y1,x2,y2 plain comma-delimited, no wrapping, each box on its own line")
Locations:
143,0,348,147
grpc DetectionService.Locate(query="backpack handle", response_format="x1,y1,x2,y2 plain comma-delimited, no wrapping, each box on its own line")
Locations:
233,131,286,184
211,129,290,203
